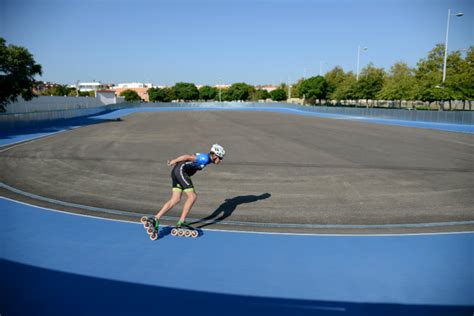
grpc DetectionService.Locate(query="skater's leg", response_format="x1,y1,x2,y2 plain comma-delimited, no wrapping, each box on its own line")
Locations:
155,190,182,220
179,190,197,223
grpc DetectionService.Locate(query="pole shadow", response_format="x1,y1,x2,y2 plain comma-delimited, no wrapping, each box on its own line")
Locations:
190,193,271,229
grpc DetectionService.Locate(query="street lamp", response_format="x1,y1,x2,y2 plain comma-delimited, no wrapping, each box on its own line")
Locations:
442,9,464,82
319,61,326,76
218,78,222,102
356,46,368,81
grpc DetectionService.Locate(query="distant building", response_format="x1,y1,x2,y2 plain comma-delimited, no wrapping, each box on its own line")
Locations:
33,81,61,94
214,84,231,89
77,82,108,92
112,82,154,102
255,85,279,92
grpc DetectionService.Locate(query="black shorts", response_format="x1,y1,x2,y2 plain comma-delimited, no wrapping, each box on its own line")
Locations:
171,162,195,192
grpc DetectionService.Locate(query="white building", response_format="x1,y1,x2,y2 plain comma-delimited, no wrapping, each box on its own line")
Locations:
115,82,154,89
77,82,108,92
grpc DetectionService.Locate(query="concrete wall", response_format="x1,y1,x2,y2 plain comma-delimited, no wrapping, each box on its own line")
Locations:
0,94,128,129
145,101,474,125
97,91,119,105
4,96,103,114
2,99,472,130
287,98,474,111
302,105,474,125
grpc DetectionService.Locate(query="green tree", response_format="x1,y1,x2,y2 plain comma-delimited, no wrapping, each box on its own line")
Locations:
299,76,328,103
148,87,167,102
67,88,78,97
353,63,385,101
226,83,255,101
324,66,346,99
444,47,474,101
173,82,199,101
199,85,218,101
251,89,271,101
220,88,231,101
330,72,357,101
162,87,176,102
50,85,70,96
289,79,305,98
0,38,42,112
270,89,287,101
78,90,95,97
377,62,417,101
413,44,455,102
120,89,141,102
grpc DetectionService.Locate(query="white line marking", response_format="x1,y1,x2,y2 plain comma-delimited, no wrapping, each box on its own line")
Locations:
1,196,473,237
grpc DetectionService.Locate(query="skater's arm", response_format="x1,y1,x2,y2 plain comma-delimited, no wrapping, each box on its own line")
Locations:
167,154,196,166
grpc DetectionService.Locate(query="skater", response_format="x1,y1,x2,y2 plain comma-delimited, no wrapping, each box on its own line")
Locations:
142,144,226,235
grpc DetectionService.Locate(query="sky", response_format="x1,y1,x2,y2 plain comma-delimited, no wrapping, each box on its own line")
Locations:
1,0,473,86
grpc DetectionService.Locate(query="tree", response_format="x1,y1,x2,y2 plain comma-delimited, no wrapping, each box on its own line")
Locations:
120,89,141,102
148,87,167,102
377,62,417,102
161,87,176,102
199,85,218,101
270,89,287,101
324,66,346,99
444,47,474,101
251,89,270,101
173,82,199,101
0,37,42,112
353,63,385,100
290,79,304,98
299,76,328,103
226,83,255,101
414,44,448,102
50,85,71,96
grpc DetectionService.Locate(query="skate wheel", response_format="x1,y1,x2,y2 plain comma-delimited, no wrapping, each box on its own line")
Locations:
191,231,199,238
178,229,185,237
140,216,148,224
150,233,158,241
144,222,150,228
184,230,192,238
147,228,154,235
171,228,178,236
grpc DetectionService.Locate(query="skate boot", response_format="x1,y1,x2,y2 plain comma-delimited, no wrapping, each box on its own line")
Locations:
140,216,159,240
171,220,198,238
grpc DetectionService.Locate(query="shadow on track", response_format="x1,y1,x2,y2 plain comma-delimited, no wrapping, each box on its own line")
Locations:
190,193,271,229
2,259,469,316
0,114,123,141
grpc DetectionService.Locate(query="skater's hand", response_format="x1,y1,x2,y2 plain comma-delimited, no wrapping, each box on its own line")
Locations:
167,160,176,167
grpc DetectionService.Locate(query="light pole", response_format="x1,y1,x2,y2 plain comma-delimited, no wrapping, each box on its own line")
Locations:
356,46,368,81
287,75,291,99
218,78,222,102
442,9,464,82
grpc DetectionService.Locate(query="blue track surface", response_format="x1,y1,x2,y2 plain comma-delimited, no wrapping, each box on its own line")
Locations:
1,106,474,315
1,198,473,315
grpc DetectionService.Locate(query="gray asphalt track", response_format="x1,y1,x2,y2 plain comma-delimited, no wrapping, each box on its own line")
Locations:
1,110,473,234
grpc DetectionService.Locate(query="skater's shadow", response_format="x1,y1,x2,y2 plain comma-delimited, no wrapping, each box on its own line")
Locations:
158,226,173,239
190,193,271,229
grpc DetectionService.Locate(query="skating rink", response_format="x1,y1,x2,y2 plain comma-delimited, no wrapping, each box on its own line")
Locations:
1,105,473,315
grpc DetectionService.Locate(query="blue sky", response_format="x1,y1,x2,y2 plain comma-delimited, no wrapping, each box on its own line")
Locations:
1,0,472,86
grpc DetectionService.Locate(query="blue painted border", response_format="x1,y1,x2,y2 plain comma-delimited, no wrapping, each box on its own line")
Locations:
1,197,473,316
